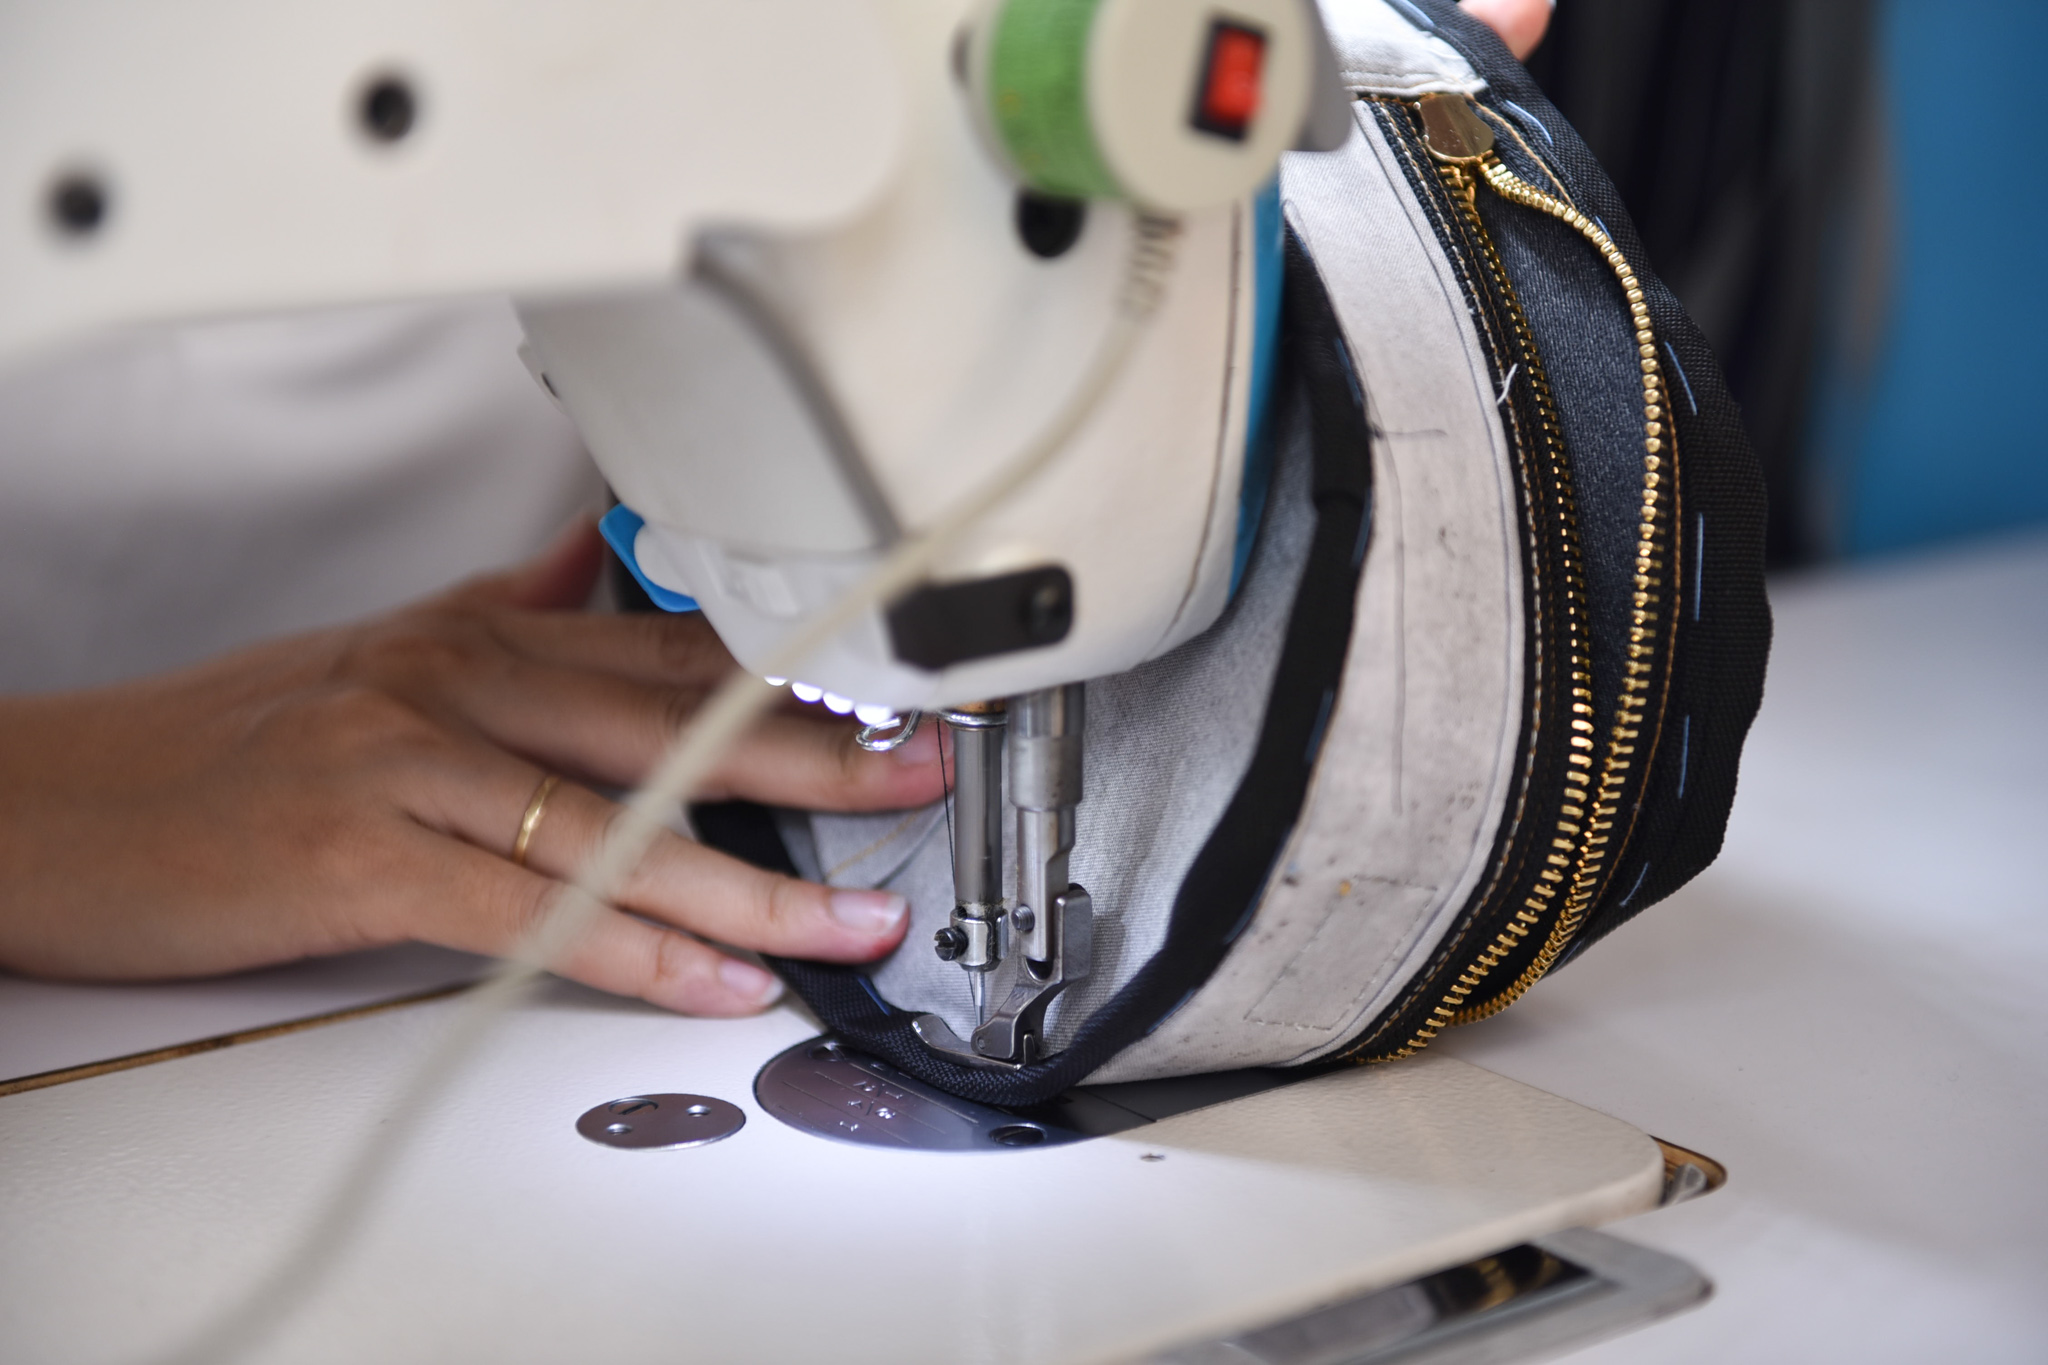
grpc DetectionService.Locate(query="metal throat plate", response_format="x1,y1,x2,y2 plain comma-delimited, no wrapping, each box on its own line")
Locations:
753,1035,1295,1152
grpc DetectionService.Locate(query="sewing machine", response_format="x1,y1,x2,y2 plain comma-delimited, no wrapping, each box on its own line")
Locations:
2,0,1358,1069
0,3,1716,1359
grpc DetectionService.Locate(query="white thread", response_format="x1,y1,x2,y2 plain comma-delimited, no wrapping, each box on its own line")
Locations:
157,213,1184,1365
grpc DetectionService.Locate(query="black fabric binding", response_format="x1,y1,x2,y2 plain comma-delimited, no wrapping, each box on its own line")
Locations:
742,232,1375,1106
1402,0,1771,954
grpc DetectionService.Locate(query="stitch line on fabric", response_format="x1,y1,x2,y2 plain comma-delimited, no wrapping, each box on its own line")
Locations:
823,806,943,884
1248,109,1539,1070
1244,878,1444,1031
1393,152,1603,1049
1368,96,1550,992
1338,98,1560,1060
1365,102,1545,1003
1387,449,1407,810
1358,90,1701,1048
1475,105,1574,207
1327,102,1522,1051
1341,67,1484,97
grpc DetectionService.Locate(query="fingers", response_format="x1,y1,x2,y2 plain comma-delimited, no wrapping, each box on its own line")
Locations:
510,775,912,961
399,649,944,812
394,832,792,1017
711,713,943,811
399,737,911,964
1459,0,1552,60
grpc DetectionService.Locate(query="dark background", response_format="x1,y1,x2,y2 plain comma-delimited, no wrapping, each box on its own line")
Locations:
1524,0,2048,564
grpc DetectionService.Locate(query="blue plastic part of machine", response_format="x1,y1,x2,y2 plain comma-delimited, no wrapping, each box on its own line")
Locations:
1230,178,1285,597
599,504,700,613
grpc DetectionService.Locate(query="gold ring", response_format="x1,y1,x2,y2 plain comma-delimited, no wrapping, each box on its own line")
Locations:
511,773,562,868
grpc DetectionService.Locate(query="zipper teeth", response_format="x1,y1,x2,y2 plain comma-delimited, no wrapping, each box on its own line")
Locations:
1364,153,1599,1062
1445,158,1674,1026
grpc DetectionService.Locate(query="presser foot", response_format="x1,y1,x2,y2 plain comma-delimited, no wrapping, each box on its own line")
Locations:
916,884,1093,1069
910,1014,1029,1071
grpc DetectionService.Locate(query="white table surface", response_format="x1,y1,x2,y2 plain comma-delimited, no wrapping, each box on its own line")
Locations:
0,999,1666,1365
1437,528,2048,1362
2,530,2041,1362
0,943,488,1084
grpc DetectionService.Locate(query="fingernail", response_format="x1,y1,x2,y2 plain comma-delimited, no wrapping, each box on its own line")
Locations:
719,958,784,1004
829,889,909,935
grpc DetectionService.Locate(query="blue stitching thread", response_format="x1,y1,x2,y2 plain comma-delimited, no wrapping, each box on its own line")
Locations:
1146,987,1203,1033
1692,513,1705,621
856,976,893,1016
1675,715,1691,800
1304,686,1337,764
1664,340,1698,415
1386,0,1435,30
1615,861,1652,910
1501,99,1554,146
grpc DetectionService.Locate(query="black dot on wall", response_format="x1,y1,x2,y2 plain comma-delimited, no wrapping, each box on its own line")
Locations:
47,173,108,237
359,75,418,143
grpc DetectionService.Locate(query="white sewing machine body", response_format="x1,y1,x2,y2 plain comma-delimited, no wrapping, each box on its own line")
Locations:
0,0,1331,712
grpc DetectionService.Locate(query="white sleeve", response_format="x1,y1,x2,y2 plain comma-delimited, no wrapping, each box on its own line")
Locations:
0,298,600,692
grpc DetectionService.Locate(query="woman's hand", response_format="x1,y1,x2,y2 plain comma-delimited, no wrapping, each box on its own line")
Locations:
0,519,943,1016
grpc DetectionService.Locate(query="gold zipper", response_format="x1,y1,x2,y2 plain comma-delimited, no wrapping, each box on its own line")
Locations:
1355,95,1677,1057
1440,96,1677,1023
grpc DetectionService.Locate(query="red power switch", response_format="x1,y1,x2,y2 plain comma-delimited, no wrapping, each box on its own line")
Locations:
1191,19,1267,143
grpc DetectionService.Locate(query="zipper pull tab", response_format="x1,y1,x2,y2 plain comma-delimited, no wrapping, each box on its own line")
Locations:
1418,93,1496,206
